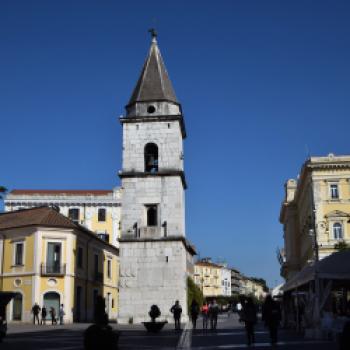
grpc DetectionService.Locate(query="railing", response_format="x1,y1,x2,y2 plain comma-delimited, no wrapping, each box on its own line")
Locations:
139,226,162,238
41,263,66,276
94,272,103,283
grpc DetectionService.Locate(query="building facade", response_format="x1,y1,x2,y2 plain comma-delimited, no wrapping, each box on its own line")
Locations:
194,260,222,297
117,34,195,323
0,207,119,323
4,189,121,247
280,154,350,281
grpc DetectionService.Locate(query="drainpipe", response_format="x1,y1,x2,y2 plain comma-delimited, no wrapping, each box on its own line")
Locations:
0,233,5,291
85,237,93,322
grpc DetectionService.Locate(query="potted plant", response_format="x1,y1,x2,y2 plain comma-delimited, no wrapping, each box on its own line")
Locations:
142,305,167,332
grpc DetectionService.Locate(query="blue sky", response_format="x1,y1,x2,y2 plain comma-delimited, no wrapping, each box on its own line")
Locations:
1,1,350,287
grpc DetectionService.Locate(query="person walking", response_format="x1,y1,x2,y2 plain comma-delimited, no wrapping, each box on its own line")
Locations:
201,301,209,330
32,303,41,325
262,295,281,345
41,306,47,325
236,300,243,322
241,297,257,346
59,304,65,325
50,307,57,325
209,299,219,330
170,300,182,330
190,300,200,329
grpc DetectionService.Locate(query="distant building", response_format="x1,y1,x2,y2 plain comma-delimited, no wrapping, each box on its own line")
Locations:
280,154,350,281
194,259,222,297
220,265,232,296
4,189,121,247
0,207,119,323
231,267,244,295
239,276,267,300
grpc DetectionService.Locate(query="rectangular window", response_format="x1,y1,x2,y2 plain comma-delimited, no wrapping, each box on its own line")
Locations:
94,254,99,275
46,242,61,273
15,242,24,265
68,208,80,223
330,184,339,199
107,259,111,279
98,208,106,222
77,247,83,268
146,205,158,226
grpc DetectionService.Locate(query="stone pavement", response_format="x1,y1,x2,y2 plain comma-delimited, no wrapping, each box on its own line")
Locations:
190,313,335,349
2,314,337,349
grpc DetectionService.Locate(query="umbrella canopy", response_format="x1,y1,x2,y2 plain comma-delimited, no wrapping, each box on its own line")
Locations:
282,250,350,292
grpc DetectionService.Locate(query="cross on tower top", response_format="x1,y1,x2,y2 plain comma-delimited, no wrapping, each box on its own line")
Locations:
148,28,157,42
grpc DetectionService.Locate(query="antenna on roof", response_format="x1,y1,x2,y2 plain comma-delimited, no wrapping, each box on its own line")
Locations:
305,144,311,160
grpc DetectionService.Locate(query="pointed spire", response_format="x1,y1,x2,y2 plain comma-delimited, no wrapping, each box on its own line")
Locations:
127,32,178,106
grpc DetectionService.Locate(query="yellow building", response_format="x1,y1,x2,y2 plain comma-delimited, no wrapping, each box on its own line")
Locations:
280,154,350,281
0,206,119,323
193,260,222,298
4,189,121,247
239,276,267,300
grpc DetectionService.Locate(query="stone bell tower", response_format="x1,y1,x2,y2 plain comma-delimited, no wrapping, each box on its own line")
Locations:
118,31,195,323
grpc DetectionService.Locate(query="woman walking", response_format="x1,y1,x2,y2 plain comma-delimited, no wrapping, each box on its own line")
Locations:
201,301,209,330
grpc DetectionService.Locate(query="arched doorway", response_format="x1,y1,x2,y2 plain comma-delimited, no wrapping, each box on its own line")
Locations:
43,292,60,320
12,293,23,321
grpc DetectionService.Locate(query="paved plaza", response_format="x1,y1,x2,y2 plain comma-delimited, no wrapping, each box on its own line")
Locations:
1,314,336,349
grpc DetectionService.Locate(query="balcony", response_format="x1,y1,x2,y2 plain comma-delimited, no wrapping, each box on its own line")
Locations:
93,272,103,283
139,226,162,239
41,263,66,276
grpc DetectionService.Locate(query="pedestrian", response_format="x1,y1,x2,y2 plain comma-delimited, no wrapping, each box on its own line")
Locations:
201,301,209,330
41,306,47,325
236,300,243,322
170,300,182,330
50,307,57,325
31,303,41,325
241,297,257,346
209,299,219,330
190,300,200,329
262,295,281,345
59,304,65,325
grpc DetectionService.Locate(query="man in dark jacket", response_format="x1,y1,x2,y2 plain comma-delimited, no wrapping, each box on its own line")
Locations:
262,295,281,345
32,303,41,325
170,300,182,330
241,297,257,346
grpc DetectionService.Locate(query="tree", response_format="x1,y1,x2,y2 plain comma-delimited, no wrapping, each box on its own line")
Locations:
0,186,7,200
187,277,203,309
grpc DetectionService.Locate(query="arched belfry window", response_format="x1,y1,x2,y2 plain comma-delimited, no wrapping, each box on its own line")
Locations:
147,205,158,227
144,143,158,173
333,222,343,239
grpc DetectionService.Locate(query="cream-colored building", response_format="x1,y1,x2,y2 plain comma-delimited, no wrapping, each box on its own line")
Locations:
240,276,267,300
194,261,221,297
0,207,119,323
4,189,121,247
280,154,350,281
194,260,231,298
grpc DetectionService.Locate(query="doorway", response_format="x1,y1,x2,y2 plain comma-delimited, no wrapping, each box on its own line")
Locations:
12,293,22,321
43,292,60,320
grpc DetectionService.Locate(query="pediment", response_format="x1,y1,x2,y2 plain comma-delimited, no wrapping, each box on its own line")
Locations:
325,210,350,218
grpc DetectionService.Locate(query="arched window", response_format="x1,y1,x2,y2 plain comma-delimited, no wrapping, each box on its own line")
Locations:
144,143,158,173
147,205,157,227
333,222,343,239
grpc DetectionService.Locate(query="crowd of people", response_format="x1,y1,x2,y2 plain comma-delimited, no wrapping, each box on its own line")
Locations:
179,295,282,346
31,303,65,325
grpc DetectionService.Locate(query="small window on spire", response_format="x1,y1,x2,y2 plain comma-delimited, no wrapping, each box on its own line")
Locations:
147,105,156,114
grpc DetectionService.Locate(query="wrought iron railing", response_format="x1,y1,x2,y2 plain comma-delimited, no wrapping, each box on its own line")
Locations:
41,263,66,276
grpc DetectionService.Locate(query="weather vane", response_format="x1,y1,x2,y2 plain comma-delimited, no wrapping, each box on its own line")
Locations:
148,28,157,40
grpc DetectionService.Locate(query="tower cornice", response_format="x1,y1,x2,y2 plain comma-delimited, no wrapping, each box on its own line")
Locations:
119,114,186,139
